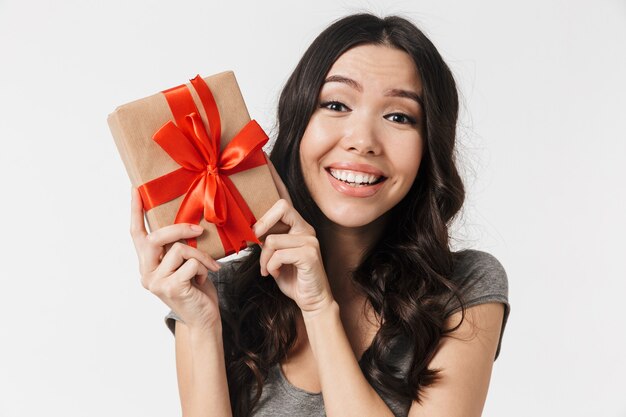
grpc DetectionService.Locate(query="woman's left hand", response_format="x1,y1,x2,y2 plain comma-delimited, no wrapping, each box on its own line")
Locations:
252,159,334,316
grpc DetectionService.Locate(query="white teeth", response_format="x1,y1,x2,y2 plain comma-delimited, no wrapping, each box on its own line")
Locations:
329,168,382,185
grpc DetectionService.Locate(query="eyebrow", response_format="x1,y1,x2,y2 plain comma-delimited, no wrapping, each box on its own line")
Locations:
323,74,424,109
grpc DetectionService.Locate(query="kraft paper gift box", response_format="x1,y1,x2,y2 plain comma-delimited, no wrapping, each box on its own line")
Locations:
108,71,280,259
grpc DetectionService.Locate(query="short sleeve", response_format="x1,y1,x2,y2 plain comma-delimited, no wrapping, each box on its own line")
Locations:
445,249,510,361
163,265,228,336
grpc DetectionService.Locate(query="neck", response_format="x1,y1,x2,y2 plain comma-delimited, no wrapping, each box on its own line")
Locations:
318,215,387,304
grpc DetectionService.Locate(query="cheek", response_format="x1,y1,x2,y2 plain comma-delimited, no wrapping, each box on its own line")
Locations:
387,143,423,205
298,128,323,194
390,137,424,180
298,134,316,184
299,117,335,170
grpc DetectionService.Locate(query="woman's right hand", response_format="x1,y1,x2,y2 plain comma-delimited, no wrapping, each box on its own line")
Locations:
130,187,222,330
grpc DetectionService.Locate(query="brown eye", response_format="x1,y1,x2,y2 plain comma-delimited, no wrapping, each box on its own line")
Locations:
320,101,350,112
385,113,417,125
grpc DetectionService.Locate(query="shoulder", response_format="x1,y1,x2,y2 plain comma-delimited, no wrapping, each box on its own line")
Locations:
450,249,508,303
446,250,510,360
452,249,507,279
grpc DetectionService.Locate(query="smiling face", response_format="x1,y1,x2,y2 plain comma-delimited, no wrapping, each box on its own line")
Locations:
299,44,425,229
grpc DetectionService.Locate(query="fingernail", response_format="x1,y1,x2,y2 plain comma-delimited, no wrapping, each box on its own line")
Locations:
190,225,203,232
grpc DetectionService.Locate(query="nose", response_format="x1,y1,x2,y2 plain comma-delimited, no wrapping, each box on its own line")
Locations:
340,115,383,156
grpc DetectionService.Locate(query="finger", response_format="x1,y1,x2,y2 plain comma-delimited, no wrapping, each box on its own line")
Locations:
265,154,293,204
259,234,315,277
259,244,275,277
255,220,291,244
265,247,303,279
131,187,162,274
195,270,208,287
170,258,209,288
130,187,148,242
253,199,312,239
139,223,203,274
265,249,286,279
193,271,218,299
159,242,220,275
146,223,205,248
266,245,322,281
263,234,315,251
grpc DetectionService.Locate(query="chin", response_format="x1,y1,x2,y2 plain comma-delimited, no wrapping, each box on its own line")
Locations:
321,206,387,229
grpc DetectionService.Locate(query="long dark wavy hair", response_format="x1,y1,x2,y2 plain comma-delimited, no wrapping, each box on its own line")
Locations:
219,13,467,417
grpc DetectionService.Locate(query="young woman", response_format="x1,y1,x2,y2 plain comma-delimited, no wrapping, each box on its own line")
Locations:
130,13,510,417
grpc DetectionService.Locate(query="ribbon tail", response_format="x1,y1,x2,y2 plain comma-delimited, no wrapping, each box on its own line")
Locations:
174,175,209,249
222,175,258,229
174,175,206,225
216,175,260,254
219,198,257,254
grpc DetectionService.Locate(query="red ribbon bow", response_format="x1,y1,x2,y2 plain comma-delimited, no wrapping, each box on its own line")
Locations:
138,75,268,255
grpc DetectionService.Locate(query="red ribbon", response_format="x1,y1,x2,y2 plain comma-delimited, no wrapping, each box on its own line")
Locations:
138,75,267,255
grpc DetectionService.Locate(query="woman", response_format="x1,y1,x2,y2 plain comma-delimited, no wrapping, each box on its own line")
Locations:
130,13,510,417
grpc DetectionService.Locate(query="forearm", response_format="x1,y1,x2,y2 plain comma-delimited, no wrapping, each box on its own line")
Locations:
185,325,233,417
303,301,395,417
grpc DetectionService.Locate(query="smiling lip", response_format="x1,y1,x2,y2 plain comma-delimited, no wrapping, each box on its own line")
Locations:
325,169,386,198
326,162,385,177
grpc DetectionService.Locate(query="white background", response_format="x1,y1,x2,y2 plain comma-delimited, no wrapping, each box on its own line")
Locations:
1,0,624,416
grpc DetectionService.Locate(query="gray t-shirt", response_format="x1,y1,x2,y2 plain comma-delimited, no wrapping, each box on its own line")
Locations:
164,249,510,417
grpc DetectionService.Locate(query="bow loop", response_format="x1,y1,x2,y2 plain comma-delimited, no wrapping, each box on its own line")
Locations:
153,121,206,172
218,121,269,174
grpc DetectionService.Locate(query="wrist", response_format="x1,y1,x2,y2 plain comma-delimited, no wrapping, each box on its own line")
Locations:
188,323,223,349
187,315,223,336
301,300,341,362
301,298,339,323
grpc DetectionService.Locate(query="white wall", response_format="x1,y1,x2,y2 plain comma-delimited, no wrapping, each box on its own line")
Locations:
1,0,624,416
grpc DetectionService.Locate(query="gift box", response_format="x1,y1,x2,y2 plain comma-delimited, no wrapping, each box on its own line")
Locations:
108,71,280,259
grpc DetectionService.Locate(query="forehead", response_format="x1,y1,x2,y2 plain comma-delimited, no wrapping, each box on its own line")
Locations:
325,44,422,93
